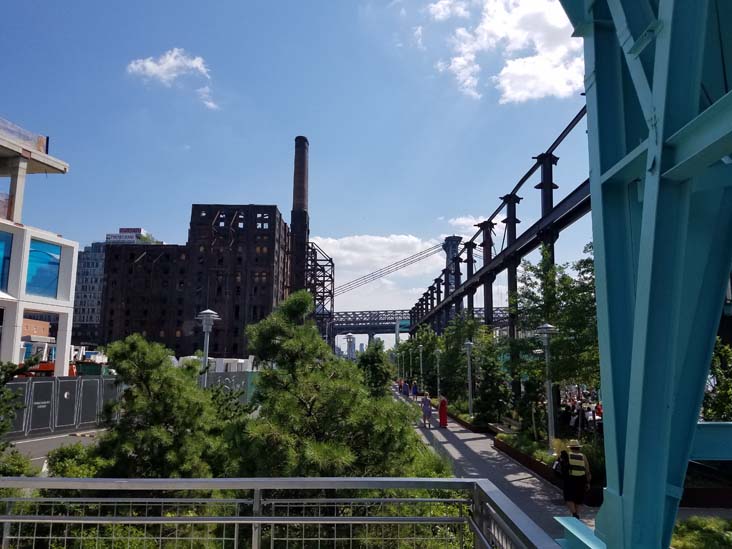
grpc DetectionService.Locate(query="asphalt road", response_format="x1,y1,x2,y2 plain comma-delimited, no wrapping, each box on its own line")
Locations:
11,429,102,469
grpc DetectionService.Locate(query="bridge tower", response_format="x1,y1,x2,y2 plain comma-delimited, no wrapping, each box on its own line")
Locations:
559,1,732,547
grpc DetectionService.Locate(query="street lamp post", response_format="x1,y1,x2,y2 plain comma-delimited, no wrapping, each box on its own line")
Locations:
418,344,424,387
435,349,442,398
196,309,221,386
536,323,559,453
464,340,474,417
409,349,414,380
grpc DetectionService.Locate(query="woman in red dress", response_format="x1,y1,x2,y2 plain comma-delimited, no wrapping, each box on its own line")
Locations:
439,396,448,428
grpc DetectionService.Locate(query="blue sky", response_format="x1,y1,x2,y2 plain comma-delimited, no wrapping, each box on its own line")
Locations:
3,0,591,343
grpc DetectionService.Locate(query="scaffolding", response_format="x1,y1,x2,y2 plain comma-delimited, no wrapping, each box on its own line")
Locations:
305,241,334,346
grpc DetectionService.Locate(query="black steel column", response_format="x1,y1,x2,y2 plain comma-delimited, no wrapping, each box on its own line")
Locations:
501,193,522,401
534,152,559,264
434,277,443,333
453,255,463,315
464,242,476,317
442,268,452,323
478,221,495,325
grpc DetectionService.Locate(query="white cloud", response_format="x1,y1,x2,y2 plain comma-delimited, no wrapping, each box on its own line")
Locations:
196,86,219,110
434,0,584,102
448,214,482,235
127,48,210,86
428,0,470,21
413,25,426,50
127,48,221,110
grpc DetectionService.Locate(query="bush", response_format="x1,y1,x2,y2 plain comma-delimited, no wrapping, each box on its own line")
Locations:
0,448,34,497
672,516,732,548
497,432,606,485
47,443,106,478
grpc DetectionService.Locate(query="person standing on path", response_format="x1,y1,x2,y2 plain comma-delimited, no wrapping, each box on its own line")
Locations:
438,395,448,428
411,380,418,401
421,392,433,428
558,440,591,520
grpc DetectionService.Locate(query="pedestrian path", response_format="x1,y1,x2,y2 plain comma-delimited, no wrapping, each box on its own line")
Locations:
396,387,732,541
395,387,595,539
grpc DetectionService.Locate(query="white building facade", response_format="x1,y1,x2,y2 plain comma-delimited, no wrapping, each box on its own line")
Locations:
0,117,77,374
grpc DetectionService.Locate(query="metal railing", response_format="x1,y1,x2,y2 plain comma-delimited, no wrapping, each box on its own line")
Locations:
0,477,558,548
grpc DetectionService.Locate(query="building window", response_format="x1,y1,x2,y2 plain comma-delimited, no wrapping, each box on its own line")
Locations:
26,239,61,298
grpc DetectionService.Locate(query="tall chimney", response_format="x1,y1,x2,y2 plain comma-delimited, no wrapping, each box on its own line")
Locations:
290,136,310,293
293,136,309,212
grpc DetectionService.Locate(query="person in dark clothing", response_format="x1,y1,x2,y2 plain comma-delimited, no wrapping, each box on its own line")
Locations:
557,440,591,519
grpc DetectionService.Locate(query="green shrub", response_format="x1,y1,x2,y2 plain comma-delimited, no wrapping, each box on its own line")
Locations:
672,516,732,548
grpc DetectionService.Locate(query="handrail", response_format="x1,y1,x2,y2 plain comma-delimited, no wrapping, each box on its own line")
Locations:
0,476,559,548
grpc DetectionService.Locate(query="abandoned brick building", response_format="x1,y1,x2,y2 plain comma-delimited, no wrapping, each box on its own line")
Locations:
99,137,333,357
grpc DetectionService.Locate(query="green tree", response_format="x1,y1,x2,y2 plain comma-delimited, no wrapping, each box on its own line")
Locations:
0,361,26,450
0,361,34,491
704,337,732,421
238,291,448,478
472,327,511,424
356,339,393,396
517,243,599,386
93,335,226,478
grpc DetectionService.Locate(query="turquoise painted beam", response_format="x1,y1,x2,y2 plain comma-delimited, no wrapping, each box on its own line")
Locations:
663,90,732,181
558,0,732,547
555,518,606,549
690,422,732,460
558,0,592,37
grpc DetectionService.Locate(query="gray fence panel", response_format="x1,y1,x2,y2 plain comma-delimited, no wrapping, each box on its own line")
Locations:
55,378,79,430
100,377,118,420
5,372,258,442
203,371,258,403
78,377,100,426
5,380,29,437
27,379,55,435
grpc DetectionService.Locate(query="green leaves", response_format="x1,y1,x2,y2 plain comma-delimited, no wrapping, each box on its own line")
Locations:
356,339,393,396
241,291,447,479
703,337,732,421
81,334,227,479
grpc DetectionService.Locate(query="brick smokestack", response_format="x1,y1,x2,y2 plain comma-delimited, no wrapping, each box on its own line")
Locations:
293,136,309,212
290,136,310,293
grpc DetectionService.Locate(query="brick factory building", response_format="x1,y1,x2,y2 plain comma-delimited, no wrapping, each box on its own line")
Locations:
99,137,333,358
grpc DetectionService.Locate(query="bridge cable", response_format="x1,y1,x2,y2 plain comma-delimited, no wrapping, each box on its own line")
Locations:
335,245,442,296
335,244,443,296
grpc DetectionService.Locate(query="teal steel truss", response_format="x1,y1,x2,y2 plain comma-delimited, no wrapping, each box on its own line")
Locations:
559,1,732,547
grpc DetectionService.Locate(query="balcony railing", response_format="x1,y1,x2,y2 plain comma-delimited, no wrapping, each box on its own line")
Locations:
0,477,558,548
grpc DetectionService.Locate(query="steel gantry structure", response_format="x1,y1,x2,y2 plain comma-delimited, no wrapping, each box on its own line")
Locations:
409,108,591,337
555,1,732,547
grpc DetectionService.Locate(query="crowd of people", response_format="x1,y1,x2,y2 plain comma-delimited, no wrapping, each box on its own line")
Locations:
558,400,603,437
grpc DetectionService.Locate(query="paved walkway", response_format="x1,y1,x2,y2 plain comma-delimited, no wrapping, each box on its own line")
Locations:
398,389,590,539
398,388,732,541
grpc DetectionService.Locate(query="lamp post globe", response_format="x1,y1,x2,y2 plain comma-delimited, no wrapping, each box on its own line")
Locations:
195,309,221,385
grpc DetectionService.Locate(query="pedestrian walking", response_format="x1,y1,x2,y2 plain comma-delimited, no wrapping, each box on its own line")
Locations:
402,380,410,398
556,439,591,520
421,392,433,428
438,395,448,428
411,380,418,401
